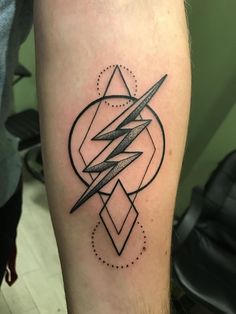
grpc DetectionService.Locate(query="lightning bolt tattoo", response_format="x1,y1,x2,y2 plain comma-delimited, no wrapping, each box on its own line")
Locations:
70,74,167,213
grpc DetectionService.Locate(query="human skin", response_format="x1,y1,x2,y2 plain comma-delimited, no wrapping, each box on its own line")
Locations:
34,1,191,313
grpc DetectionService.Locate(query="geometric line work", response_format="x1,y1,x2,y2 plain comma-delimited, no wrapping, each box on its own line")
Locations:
70,74,167,213
100,180,138,255
68,64,167,257
91,220,147,269
78,104,157,194
104,65,132,98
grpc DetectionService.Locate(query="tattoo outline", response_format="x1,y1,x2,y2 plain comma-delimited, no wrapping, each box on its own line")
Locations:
68,65,167,266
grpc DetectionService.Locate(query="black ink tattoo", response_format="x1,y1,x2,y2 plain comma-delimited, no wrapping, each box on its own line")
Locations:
68,65,167,266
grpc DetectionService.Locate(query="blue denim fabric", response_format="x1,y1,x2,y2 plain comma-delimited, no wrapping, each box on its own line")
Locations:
0,0,33,206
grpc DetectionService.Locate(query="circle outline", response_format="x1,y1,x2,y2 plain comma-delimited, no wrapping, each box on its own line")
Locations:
68,94,165,196
91,220,147,268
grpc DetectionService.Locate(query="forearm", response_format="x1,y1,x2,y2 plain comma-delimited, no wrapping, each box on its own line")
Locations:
34,1,190,313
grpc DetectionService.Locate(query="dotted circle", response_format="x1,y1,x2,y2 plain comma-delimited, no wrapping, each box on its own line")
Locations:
91,220,147,269
97,64,138,107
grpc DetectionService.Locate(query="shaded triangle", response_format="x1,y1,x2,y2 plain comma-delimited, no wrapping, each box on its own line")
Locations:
104,66,131,97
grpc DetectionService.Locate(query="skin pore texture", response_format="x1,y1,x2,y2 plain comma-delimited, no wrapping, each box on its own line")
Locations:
34,1,190,313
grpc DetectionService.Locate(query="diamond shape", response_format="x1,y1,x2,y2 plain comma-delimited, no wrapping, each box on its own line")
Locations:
100,180,138,255
79,108,156,195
